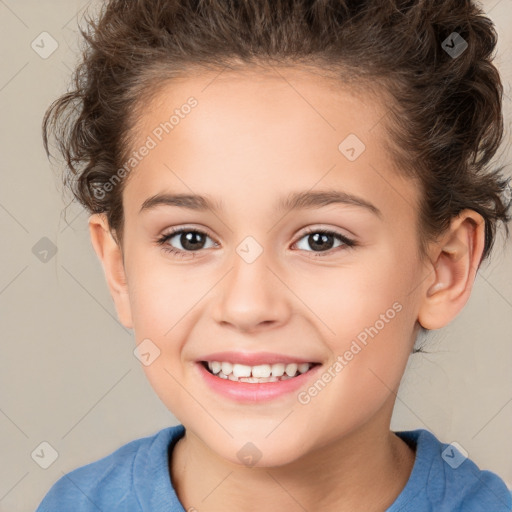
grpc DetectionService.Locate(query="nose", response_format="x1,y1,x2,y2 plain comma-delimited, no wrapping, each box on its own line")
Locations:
212,246,293,333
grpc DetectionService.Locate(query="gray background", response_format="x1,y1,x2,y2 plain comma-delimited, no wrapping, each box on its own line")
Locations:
0,1,511,510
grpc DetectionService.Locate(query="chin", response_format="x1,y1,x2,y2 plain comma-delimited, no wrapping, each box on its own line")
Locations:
209,434,310,469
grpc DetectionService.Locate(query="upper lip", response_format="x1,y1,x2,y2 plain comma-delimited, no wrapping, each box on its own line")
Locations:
197,351,321,366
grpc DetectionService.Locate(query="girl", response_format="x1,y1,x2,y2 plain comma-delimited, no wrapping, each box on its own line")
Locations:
36,0,511,510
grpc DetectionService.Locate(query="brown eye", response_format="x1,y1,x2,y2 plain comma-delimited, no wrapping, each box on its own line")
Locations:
171,231,208,251
157,228,217,256
294,228,356,255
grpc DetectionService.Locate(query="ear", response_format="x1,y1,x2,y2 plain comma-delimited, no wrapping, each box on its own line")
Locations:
417,209,485,330
88,213,133,329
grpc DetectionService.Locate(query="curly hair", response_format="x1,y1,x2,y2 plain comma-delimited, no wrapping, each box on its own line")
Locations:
42,0,511,266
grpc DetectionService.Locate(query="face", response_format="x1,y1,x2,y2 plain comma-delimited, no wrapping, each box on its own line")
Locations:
112,67,428,466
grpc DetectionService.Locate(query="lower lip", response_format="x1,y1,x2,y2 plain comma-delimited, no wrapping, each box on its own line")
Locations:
196,362,322,403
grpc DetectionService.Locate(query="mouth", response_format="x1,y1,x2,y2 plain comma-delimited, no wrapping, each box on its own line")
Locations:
200,360,321,384
195,351,324,402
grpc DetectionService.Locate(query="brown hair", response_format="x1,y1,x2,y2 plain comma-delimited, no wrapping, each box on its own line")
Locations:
42,0,511,264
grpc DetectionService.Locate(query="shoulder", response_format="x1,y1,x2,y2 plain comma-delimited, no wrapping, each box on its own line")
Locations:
35,424,185,512
391,429,512,512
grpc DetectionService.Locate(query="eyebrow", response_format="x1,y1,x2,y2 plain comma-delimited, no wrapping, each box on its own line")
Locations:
139,190,382,218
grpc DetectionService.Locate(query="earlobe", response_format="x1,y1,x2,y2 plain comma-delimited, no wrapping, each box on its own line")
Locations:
418,210,485,330
88,213,133,329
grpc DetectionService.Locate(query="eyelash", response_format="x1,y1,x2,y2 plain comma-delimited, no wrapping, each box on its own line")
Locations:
156,226,357,259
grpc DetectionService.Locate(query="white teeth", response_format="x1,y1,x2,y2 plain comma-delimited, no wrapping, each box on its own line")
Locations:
271,363,285,377
298,363,310,374
221,362,233,375
205,360,314,382
252,364,271,378
232,363,252,378
239,377,261,383
285,363,298,376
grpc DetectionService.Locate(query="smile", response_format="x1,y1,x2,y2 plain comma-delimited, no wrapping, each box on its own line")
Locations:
202,361,318,383
196,356,323,402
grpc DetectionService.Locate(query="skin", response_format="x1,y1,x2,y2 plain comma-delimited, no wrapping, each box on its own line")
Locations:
89,66,485,511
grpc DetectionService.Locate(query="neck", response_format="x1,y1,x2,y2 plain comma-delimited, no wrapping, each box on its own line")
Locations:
170,409,415,512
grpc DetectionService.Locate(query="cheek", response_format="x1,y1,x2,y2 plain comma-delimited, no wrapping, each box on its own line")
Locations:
125,253,205,376
126,263,194,415
296,248,414,345
296,248,417,396
126,250,198,334
297,287,414,445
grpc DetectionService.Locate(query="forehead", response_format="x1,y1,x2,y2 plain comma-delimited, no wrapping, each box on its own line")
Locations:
123,66,416,221
135,65,390,151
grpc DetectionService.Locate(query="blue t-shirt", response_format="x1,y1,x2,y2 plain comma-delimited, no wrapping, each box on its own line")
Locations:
35,424,511,511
